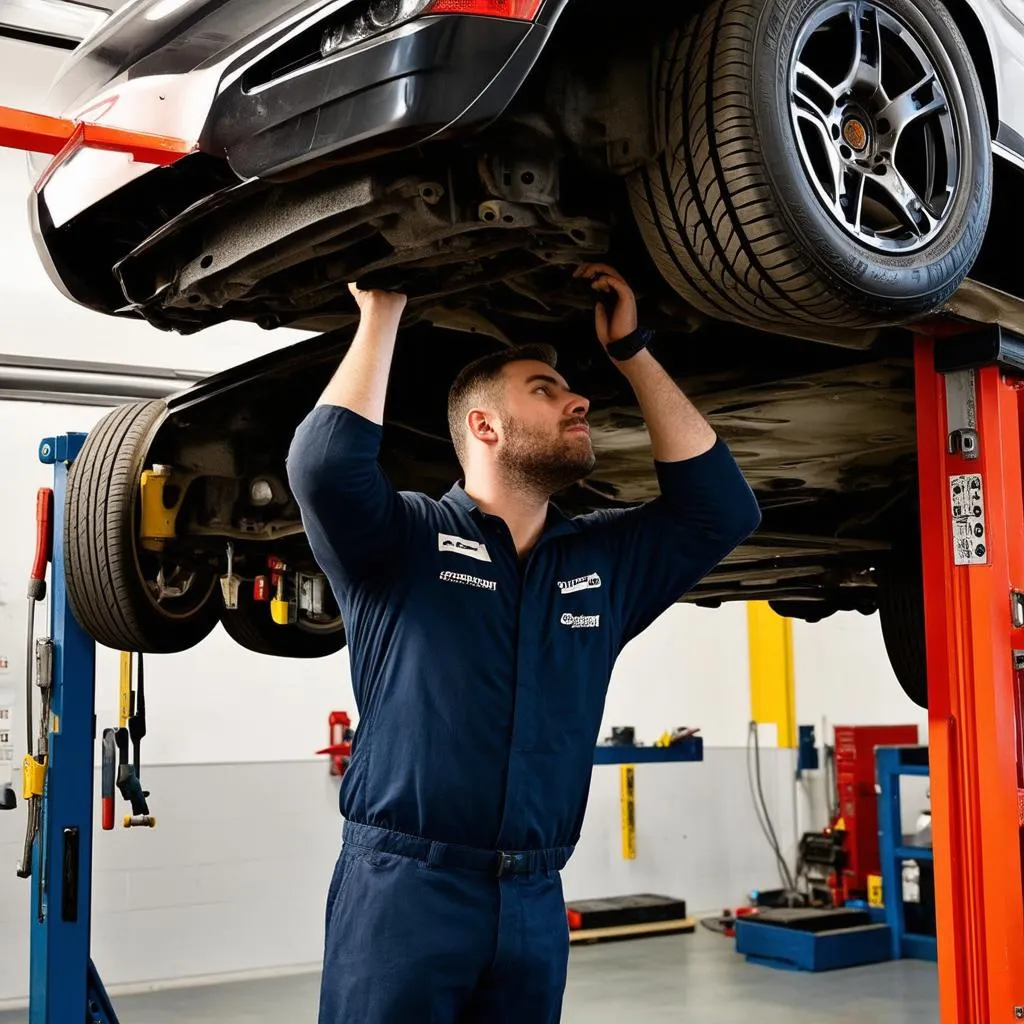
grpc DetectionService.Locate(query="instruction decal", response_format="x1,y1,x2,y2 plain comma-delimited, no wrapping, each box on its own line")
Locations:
0,699,13,789
949,474,987,566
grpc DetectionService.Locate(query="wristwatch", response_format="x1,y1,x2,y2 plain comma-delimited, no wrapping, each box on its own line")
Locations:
606,326,653,362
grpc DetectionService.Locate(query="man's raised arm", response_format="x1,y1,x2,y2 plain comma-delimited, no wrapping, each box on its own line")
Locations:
576,263,761,643
316,286,407,421
286,286,411,582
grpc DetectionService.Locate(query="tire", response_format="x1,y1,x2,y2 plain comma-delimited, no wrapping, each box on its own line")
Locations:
628,0,992,334
877,565,928,708
65,401,220,653
220,585,346,659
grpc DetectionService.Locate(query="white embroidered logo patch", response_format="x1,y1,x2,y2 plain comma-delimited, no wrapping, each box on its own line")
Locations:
560,612,601,629
438,533,491,563
557,573,602,595
440,571,496,591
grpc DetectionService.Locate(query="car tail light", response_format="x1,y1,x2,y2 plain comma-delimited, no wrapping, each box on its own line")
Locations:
426,0,543,18
322,0,542,58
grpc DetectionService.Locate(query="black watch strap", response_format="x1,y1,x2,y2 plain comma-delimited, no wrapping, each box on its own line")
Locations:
606,326,653,362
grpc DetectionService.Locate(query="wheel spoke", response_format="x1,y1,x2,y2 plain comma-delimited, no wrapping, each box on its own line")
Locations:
794,61,838,108
793,102,834,147
840,4,885,102
840,169,867,231
794,105,844,204
875,166,936,236
877,73,947,146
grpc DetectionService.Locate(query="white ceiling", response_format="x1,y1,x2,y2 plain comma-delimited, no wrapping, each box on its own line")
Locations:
0,0,117,45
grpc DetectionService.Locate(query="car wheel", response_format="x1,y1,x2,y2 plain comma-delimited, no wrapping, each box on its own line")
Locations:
65,401,221,653
628,0,992,334
220,585,346,659
877,562,928,708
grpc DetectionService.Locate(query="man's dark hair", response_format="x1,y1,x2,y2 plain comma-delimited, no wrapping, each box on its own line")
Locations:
447,343,558,467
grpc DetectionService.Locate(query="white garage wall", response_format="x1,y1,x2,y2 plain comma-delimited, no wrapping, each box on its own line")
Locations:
793,613,928,737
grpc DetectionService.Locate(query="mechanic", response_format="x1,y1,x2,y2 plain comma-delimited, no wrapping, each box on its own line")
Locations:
287,263,761,1024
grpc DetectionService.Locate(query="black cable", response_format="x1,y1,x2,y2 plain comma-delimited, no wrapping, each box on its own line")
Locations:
745,731,781,860
746,727,789,893
747,721,797,895
753,722,797,893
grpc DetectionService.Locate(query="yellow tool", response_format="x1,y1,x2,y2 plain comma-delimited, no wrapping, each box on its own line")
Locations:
270,570,294,626
868,874,884,908
119,651,132,728
21,755,45,799
620,764,636,861
139,466,194,552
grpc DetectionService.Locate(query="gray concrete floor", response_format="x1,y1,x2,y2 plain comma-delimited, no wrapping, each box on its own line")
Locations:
0,927,938,1022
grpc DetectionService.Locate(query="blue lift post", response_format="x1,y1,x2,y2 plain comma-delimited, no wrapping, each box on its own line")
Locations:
875,744,937,964
30,433,117,1024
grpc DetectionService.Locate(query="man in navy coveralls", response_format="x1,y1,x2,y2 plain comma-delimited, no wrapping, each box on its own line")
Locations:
288,263,761,1023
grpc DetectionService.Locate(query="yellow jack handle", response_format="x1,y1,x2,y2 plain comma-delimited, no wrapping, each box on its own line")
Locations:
119,651,132,729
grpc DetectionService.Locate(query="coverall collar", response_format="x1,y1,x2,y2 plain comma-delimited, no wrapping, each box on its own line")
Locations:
443,481,580,540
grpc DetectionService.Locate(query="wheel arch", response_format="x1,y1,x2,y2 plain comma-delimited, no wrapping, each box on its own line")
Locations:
941,0,999,137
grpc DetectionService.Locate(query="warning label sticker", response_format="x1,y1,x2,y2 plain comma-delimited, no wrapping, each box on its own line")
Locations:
0,697,13,790
949,474,987,566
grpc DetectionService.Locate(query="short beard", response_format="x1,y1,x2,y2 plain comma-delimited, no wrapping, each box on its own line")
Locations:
499,414,597,497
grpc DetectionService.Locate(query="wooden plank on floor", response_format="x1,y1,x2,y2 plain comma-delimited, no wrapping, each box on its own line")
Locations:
569,916,696,945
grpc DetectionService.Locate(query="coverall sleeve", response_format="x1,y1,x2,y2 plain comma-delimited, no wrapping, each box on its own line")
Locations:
286,404,411,583
592,438,761,646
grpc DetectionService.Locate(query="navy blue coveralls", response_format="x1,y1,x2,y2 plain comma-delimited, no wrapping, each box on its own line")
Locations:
287,404,760,1024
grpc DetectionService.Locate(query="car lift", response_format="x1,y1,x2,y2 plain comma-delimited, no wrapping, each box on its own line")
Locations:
1,102,1023,1022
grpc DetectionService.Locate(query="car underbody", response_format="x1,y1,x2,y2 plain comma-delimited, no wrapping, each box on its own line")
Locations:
151,310,917,623
36,0,1024,693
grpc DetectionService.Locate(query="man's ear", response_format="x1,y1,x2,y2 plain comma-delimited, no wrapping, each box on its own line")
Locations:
467,409,499,447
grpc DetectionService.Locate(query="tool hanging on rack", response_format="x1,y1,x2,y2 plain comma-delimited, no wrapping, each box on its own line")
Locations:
18,638,54,926
17,488,54,881
113,652,154,829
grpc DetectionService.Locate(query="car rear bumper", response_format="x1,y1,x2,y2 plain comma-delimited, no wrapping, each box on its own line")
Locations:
202,13,551,179
30,7,562,313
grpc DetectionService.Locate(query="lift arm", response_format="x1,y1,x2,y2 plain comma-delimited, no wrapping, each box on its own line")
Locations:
0,103,192,166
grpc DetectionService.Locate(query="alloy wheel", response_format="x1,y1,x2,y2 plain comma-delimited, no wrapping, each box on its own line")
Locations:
788,0,961,253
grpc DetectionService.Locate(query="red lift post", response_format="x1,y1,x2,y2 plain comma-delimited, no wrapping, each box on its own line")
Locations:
915,331,1024,1022
2,100,1023,1022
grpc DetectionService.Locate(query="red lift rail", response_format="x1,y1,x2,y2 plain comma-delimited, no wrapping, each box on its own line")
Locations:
915,334,1024,1023
0,103,192,168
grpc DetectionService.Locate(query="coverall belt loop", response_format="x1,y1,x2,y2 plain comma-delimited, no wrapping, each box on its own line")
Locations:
343,820,575,877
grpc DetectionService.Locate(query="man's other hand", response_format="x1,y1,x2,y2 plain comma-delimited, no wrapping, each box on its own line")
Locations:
574,264,638,346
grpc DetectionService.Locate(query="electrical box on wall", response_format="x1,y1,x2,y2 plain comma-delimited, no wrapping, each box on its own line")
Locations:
797,724,819,773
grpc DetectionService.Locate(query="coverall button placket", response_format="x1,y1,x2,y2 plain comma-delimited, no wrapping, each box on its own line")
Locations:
498,540,551,848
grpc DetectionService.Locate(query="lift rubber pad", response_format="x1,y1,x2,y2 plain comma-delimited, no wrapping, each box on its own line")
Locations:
741,907,872,933
565,894,688,930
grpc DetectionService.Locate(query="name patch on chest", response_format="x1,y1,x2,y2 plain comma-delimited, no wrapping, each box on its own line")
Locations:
557,573,601,595
440,571,497,591
560,612,601,629
438,532,491,562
